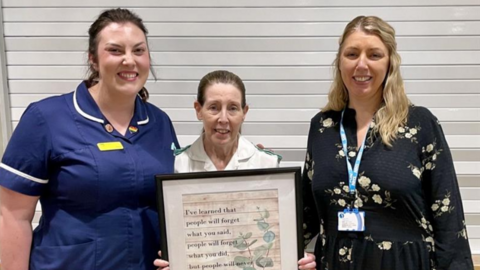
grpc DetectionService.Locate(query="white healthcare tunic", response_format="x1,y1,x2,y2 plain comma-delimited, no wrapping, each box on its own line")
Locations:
174,135,281,172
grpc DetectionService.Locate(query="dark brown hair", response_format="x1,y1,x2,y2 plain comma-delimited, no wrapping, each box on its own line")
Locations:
197,70,247,108
86,8,154,102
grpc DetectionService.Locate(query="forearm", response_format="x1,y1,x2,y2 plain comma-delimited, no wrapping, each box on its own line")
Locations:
0,215,33,270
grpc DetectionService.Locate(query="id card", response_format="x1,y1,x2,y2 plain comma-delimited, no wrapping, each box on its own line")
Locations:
338,209,365,231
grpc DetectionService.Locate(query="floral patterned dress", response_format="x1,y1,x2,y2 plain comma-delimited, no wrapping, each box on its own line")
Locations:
302,106,473,270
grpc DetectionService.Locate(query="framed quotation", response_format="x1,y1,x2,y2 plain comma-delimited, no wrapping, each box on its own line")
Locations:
156,167,303,270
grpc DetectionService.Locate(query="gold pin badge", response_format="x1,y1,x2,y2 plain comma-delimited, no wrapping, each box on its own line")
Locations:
104,124,114,133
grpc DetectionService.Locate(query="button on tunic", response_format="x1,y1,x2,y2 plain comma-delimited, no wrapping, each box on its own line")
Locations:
0,82,179,270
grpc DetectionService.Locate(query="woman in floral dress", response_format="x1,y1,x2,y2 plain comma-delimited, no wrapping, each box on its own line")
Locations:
302,16,473,270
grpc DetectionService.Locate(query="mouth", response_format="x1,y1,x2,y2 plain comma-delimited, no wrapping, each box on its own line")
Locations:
118,72,138,81
353,76,372,82
215,129,230,134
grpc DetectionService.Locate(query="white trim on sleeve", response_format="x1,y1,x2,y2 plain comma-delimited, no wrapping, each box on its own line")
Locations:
0,163,49,184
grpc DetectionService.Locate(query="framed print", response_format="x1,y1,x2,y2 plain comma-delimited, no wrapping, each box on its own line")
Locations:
156,167,303,270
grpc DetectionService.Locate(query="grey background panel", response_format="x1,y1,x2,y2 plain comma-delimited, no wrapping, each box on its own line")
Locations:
4,0,480,7
3,7,480,22
8,80,480,94
5,37,480,51
4,22,480,36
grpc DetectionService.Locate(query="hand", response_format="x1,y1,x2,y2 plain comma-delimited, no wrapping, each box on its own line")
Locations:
154,251,169,270
298,252,316,270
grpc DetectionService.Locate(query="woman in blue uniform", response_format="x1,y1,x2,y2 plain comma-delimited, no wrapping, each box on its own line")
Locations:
0,9,178,270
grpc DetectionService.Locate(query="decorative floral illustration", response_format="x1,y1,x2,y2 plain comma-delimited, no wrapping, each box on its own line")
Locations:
397,124,421,143
319,117,337,133
416,216,434,236
431,191,455,218
365,235,393,251
233,207,276,269
335,143,357,161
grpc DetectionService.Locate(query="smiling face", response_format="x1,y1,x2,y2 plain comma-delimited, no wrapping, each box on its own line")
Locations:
89,22,150,97
339,30,390,103
195,83,249,150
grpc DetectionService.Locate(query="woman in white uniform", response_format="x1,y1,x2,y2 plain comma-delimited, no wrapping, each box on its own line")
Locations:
154,70,317,270
174,70,281,172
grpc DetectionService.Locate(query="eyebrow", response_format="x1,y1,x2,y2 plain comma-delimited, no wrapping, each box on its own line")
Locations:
105,42,146,47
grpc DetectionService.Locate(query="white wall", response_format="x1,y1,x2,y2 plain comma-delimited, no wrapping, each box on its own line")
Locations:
1,0,480,253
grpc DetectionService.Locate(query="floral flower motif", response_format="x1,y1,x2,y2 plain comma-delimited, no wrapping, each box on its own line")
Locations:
348,151,356,157
358,176,371,188
343,185,350,193
372,184,380,192
408,164,423,180
338,246,352,263
334,188,341,194
338,199,346,207
319,117,337,133
432,192,455,218
397,125,421,143
458,220,468,240
354,198,363,208
373,194,383,204
323,118,333,127
426,144,434,152
425,162,432,170
338,150,345,157
417,215,433,236
378,241,392,250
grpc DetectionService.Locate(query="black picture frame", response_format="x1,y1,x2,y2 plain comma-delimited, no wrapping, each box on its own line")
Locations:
155,166,304,269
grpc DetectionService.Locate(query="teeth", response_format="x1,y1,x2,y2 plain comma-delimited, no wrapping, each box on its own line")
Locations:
119,73,137,79
354,77,370,82
216,129,229,134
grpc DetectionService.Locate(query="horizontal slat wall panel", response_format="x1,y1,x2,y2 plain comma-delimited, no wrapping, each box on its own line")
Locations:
10,94,480,108
8,80,480,94
7,66,480,80
4,7,480,22
4,22,480,36
2,0,479,257
7,51,480,65
3,0,480,7
5,37,480,51
10,108,480,122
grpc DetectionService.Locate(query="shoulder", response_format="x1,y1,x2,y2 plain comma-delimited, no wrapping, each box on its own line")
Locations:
174,144,192,157
241,137,281,167
407,105,440,126
310,110,341,125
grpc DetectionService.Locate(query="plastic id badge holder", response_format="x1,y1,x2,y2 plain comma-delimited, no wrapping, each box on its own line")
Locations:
338,208,365,232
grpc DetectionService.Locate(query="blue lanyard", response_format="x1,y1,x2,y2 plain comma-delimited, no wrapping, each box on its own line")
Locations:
340,109,371,195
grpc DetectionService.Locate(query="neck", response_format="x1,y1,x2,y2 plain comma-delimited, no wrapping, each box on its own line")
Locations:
203,136,239,170
348,94,382,123
89,82,135,125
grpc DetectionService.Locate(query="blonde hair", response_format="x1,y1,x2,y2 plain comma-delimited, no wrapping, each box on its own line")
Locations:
323,16,410,147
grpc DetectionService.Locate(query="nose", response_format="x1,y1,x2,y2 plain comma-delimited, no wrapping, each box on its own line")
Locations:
355,54,368,72
122,53,135,66
218,109,228,124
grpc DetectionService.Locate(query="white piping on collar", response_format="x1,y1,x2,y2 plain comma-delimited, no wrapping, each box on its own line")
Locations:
73,89,149,125
73,89,104,124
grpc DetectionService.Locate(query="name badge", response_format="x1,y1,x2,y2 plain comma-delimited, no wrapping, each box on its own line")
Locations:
338,209,365,232
97,142,124,151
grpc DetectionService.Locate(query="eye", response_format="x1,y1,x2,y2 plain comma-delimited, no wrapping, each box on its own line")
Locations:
107,48,122,55
134,48,146,55
208,104,218,111
229,105,239,111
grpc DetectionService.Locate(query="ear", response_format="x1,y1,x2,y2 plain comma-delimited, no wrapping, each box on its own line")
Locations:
242,105,249,121
88,54,98,71
194,101,203,120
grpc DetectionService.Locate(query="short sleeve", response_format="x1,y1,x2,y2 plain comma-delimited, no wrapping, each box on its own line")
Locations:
0,104,52,196
419,109,473,269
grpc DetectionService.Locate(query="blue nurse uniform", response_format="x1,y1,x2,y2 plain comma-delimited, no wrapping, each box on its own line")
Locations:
0,82,179,270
